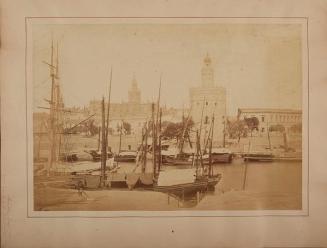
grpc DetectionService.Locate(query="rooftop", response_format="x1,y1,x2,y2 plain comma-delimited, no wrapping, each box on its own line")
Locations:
238,108,302,114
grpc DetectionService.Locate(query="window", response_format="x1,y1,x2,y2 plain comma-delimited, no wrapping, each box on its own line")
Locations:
206,101,208,106
261,115,265,122
204,116,209,124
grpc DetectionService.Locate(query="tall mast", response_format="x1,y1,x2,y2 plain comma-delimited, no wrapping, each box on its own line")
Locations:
100,97,106,187
154,75,161,177
46,39,56,177
99,67,113,185
203,119,212,153
179,108,192,154
156,74,162,126
142,122,148,173
42,38,65,176
55,42,61,162
97,126,101,151
152,103,156,177
204,107,216,153
199,97,206,146
208,116,215,177
56,41,59,77
242,127,252,190
139,124,145,172
222,116,226,148
105,67,112,151
158,108,162,174
118,120,122,153
195,130,200,177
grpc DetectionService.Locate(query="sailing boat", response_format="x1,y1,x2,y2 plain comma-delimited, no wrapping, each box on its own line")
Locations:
161,109,195,166
243,124,274,162
154,105,221,198
69,68,119,189
154,128,221,198
114,120,137,163
125,103,221,197
202,116,233,164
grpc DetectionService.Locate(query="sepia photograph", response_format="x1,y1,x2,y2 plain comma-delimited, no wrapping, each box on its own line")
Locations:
29,18,307,213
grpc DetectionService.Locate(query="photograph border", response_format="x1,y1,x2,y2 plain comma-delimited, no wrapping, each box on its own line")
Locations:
25,16,310,218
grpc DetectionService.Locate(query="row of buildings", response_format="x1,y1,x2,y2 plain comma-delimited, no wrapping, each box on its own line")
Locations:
34,54,302,142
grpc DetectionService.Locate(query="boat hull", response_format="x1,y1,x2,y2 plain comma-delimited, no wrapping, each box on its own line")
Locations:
114,157,136,162
243,153,274,162
153,174,221,197
163,156,193,165
163,154,232,166
205,153,233,163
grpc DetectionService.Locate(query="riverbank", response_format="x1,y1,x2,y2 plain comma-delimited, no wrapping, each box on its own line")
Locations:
34,160,302,211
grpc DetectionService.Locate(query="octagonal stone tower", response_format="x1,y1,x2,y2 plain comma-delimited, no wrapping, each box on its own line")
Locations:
189,54,227,145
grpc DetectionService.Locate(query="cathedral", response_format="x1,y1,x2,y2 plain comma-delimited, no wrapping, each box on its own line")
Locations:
189,54,227,144
88,76,154,134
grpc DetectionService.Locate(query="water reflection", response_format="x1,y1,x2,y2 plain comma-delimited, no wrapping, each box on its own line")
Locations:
62,158,302,210
159,158,302,208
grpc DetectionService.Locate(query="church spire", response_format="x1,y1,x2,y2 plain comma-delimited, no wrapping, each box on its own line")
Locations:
128,74,141,104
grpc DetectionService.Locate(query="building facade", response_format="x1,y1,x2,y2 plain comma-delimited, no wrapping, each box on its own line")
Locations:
189,54,227,144
88,76,155,135
54,75,187,138
237,108,302,133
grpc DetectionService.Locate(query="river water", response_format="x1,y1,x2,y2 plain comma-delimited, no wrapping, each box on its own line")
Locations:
35,158,302,211
111,158,302,210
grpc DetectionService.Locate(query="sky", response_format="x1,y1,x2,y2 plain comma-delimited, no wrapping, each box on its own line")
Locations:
32,22,304,115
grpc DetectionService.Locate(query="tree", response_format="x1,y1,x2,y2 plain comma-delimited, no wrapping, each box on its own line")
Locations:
162,122,182,140
88,119,99,136
226,119,248,140
244,117,259,132
81,119,99,136
116,121,132,135
161,118,194,141
122,121,131,135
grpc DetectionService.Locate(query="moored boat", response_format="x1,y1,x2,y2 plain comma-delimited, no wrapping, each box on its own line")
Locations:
243,151,274,162
114,150,137,162
153,168,221,197
203,147,233,163
162,152,194,165
85,149,113,162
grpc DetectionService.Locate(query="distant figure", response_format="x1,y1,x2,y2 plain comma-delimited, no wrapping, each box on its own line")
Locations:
107,157,116,170
77,181,88,200
136,150,141,164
